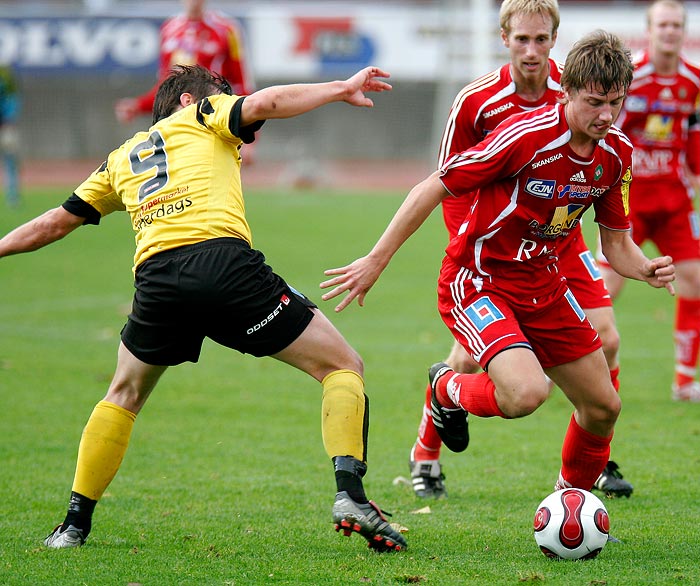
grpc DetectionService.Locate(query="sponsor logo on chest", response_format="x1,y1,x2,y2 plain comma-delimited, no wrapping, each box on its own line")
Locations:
483,102,514,119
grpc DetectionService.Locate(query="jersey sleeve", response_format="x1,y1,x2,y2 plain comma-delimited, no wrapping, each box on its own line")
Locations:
194,94,263,144
62,193,101,225
439,122,532,197
72,159,126,217
593,153,633,232
437,93,483,167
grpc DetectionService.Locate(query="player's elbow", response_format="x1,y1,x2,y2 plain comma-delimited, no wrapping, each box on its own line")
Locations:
37,208,83,243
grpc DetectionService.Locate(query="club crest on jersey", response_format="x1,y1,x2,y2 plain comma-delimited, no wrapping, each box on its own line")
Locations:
524,177,556,199
464,296,505,332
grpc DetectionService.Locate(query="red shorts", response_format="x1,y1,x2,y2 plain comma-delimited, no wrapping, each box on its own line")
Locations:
437,257,602,369
557,231,612,309
628,205,700,263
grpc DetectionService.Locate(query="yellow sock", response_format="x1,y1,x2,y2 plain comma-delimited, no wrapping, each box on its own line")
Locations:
321,370,368,462
72,400,136,501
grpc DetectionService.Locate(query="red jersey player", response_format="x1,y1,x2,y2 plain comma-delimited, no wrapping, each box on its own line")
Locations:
599,0,700,402
408,0,632,500
321,31,675,496
115,0,254,124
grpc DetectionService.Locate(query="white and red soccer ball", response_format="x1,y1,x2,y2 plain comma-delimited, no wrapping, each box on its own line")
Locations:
533,488,610,560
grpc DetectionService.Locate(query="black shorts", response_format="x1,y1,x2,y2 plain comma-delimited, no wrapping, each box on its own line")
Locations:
121,238,316,365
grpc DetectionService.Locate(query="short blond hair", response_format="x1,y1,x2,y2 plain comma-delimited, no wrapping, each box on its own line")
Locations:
499,0,561,35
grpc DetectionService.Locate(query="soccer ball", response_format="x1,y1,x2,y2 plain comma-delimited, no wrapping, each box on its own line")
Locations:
533,488,610,560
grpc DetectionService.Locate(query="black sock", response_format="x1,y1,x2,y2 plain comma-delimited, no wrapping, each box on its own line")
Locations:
62,491,97,537
333,456,368,504
335,471,369,503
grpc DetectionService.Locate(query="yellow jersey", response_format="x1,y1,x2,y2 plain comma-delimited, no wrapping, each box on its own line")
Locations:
74,94,258,269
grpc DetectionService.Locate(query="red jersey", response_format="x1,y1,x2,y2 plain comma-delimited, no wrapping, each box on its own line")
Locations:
439,59,564,166
133,11,254,117
616,51,700,212
440,103,632,296
438,59,563,237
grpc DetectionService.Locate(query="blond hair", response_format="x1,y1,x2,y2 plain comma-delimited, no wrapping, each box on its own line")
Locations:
499,0,561,35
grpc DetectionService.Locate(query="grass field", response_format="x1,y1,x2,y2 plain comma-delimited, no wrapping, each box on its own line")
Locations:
1,187,699,585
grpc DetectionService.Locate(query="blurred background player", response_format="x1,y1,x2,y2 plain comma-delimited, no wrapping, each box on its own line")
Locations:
599,0,700,402
0,63,20,207
115,0,254,124
408,0,633,500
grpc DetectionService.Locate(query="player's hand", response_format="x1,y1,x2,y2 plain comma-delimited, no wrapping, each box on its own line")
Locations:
115,98,138,123
320,255,384,312
342,67,392,108
645,255,675,295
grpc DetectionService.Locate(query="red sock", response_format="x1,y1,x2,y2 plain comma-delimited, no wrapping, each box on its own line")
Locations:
439,371,506,418
609,366,620,393
674,298,700,387
411,383,443,460
560,414,612,490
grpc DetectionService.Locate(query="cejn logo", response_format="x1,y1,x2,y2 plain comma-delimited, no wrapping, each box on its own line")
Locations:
524,178,556,199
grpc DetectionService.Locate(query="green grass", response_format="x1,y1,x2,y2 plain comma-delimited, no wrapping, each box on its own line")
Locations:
1,188,699,585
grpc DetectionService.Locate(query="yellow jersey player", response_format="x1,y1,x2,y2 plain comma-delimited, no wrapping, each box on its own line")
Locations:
0,64,406,553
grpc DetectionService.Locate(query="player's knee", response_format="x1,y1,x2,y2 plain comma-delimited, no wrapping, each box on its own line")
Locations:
603,391,622,422
330,344,363,377
451,354,480,373
678,269,700,293
104,381,147,414
598,324,620,363
499,378,549,418
601,270,624,299
446,342,480,373
346,348,364,375
583,391,621,429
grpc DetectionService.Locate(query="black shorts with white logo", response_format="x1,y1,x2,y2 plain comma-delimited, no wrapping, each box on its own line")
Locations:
121,237,316,365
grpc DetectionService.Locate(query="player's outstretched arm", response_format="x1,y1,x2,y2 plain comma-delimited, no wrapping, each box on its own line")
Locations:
240,66,391,126
320,172,447,312
599,226,675,295
0,206,85,259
